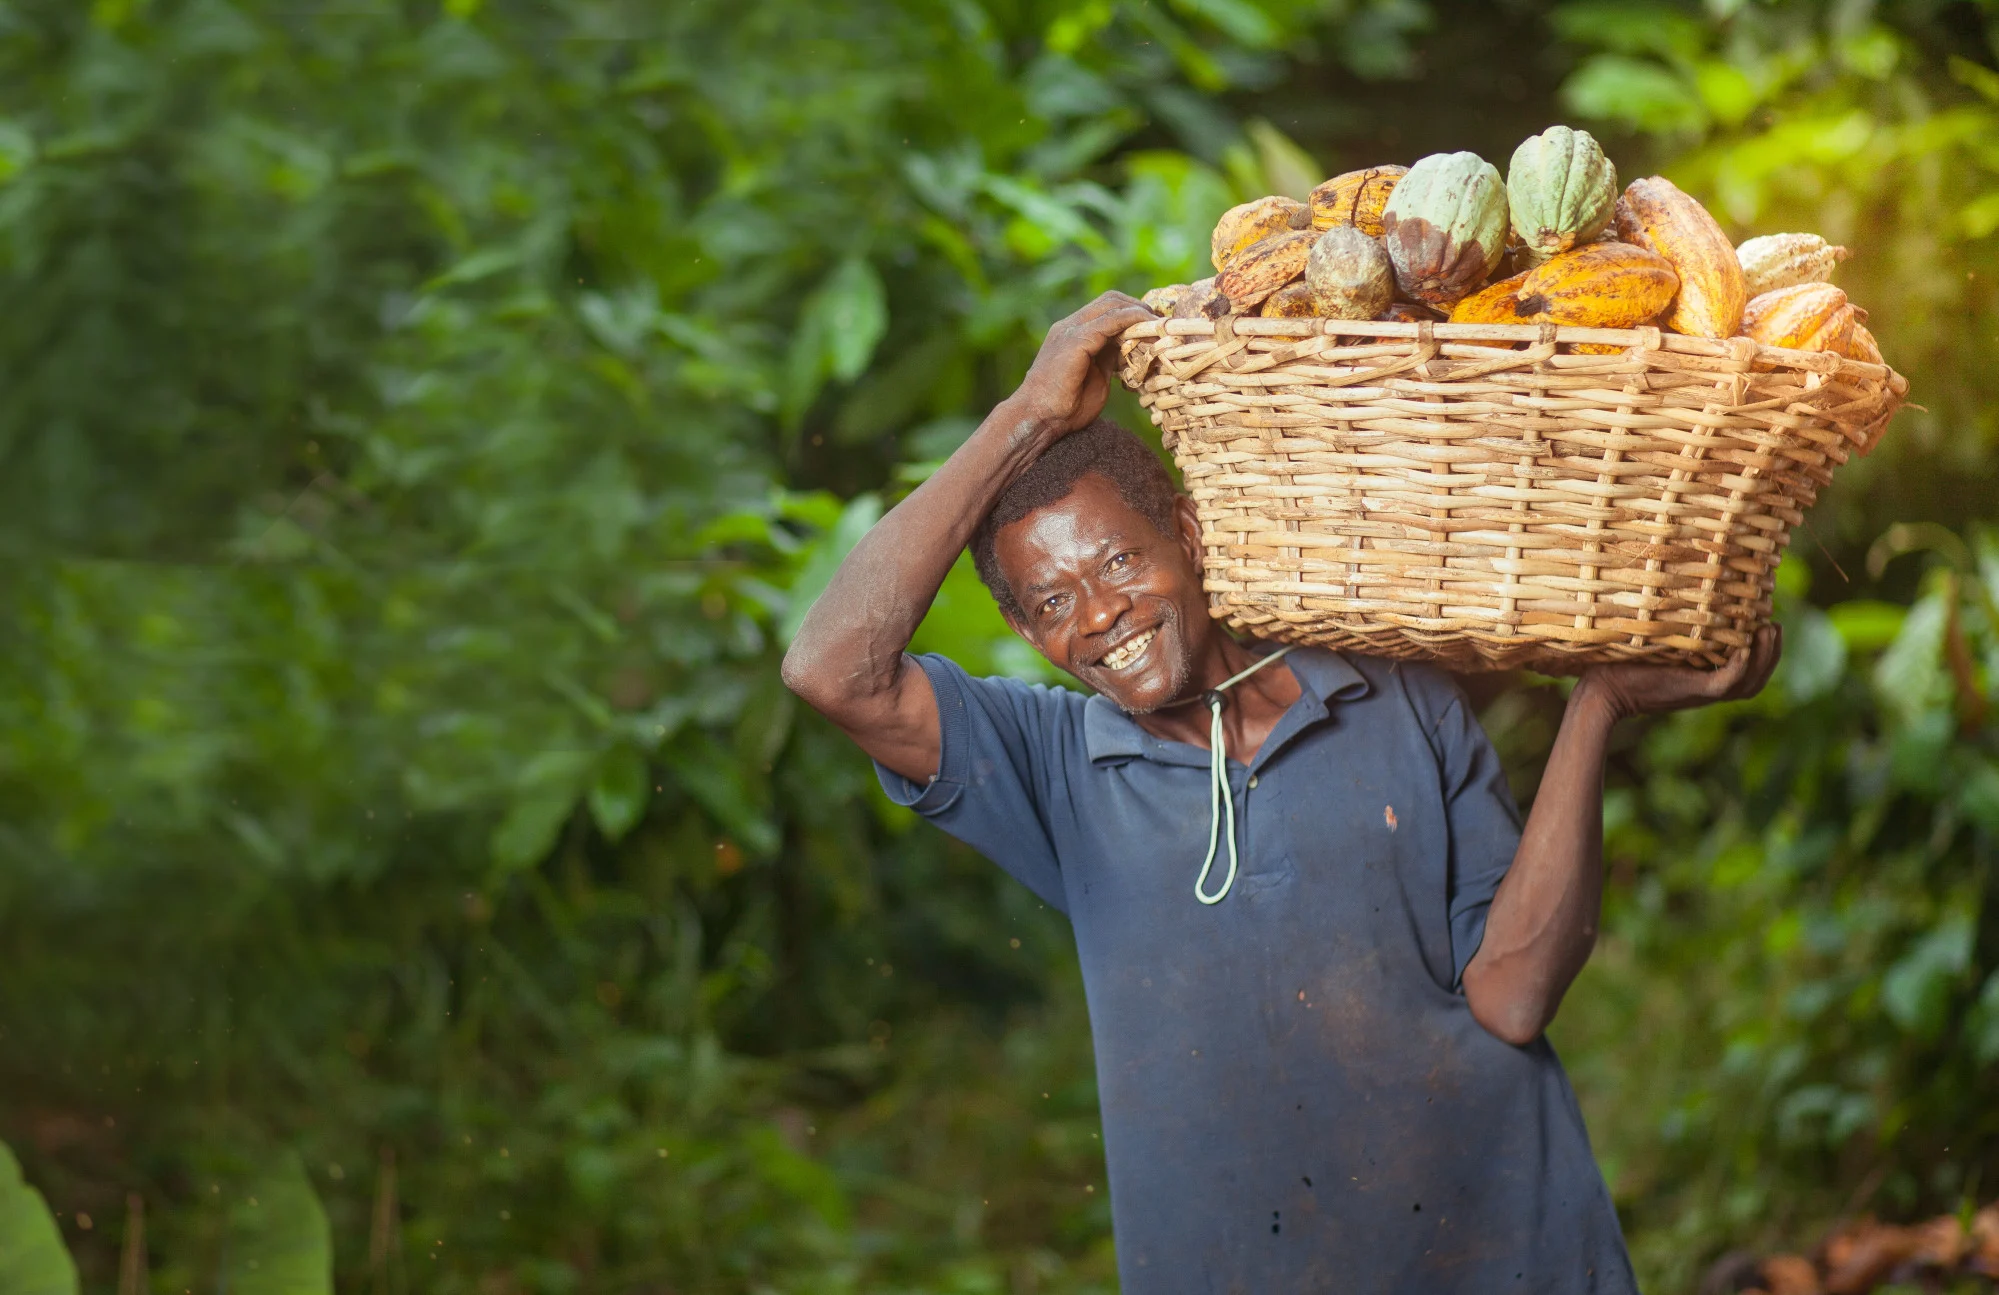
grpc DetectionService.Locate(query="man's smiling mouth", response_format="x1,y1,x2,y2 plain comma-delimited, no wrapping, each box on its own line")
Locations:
1098,626,1158,672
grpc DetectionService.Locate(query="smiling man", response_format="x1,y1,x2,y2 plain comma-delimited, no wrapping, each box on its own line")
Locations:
781,292,1779,1293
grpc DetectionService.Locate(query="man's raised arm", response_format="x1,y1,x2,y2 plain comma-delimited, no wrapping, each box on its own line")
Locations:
780,292,1156,784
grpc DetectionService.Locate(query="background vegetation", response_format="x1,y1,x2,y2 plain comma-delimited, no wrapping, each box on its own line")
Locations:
0,0,1994,1291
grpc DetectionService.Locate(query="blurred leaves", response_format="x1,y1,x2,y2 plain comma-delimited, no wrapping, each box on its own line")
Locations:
0,1142,76,1295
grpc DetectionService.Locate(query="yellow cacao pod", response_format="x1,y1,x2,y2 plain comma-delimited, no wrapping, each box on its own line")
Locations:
1447,270,1531,347
1259,281,1319,318
1741,282,1855,353
1172,276,1230,320
1141,284,1184,316
1216,229,1315,310
1844,320,1883,365
1735,233,1850,300
1309,165,1408,238
1448,270,1530,325
1514,242,1679,328
1211,196,1310,273
1612,177,1746,339
1305,226,1395,320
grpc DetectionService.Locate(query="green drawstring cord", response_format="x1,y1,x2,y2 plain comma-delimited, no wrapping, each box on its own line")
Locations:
1193,645,1296,906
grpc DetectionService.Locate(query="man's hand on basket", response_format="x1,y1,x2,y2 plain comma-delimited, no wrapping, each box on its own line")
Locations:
1575,623,1783,722
998,291,1156,448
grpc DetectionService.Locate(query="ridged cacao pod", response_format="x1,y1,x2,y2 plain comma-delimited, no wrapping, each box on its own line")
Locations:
1506,125,1618,263
1304,226,1395,320
1447,270,1531,347
1259,282,1318,318
1379,151,1510,308
1172,276,1230,320
1612,177,1746,338
1211,196,1311,273
1735,232,1850,300
1141,284,1184,316
1216,229,1315,310
1309,165,1407,238
1844,320,1883,365
1513,242,1679,328
1741,282,1855,353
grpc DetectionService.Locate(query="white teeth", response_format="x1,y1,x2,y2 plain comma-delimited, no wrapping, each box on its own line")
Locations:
1102,628,1157,671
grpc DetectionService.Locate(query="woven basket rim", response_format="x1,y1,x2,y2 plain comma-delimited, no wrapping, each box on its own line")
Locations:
1122,315,1908,396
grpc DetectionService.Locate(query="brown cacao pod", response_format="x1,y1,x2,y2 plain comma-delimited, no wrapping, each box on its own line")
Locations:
1259,282,1319,318
1377,301,1441,323
1215,229,1315,310
1513,242,1679,328
1379,151,1510,309
1172,276,1231,320
1141,284,1184,316
1309,165,1408,238
1612,177,1746,338
1211,196,1311,273
1304,226,1395,320
1741,282,1855,352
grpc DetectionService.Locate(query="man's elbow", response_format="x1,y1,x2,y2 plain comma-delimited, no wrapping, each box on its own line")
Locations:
779,642,831,709
1463,974,1550,1048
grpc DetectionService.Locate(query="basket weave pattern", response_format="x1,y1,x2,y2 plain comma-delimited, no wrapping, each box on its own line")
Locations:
1119,316,1906,672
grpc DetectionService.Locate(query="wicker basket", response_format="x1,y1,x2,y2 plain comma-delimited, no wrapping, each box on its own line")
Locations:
1118,316,1907,672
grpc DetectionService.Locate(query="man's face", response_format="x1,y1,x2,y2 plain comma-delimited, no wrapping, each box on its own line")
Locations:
994,472,1211,714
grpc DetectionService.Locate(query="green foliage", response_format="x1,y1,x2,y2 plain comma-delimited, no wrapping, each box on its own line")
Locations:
224,1156,333,1295
0,1141,78,1295
0,0,1992,1292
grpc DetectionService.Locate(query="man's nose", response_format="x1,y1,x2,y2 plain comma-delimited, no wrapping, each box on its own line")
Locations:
1079,584,1131,636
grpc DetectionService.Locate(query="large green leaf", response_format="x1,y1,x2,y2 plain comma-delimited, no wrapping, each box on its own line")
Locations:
0,1141,77,1295
222,1154,332,1295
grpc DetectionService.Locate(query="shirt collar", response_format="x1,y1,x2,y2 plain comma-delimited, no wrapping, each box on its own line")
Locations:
1083,646,1372,767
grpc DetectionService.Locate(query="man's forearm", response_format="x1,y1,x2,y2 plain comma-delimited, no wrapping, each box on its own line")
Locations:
780,399,1051,709
1462,680,1622,1046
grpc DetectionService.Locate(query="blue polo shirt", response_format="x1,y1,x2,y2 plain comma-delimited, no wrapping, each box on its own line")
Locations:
877,647,1636,1294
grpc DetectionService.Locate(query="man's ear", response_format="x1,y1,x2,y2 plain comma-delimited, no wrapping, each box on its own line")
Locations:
1173,494,1202,568
1002,609,1033,643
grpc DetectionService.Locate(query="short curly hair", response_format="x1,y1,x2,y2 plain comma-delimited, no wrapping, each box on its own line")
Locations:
970,419,1183,620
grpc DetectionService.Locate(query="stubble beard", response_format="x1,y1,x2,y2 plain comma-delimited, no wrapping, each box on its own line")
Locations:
1098,602,1194,717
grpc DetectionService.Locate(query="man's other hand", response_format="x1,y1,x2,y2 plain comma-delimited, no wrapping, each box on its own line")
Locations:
1576,623,1782,722
1003,291,1157,444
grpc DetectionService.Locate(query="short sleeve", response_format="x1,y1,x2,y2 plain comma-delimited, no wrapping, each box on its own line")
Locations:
873,653,1072,914
1425,684,1524,989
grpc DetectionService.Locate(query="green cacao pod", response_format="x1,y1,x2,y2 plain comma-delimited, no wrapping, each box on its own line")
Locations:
1505,126,1617,262
1379,151,1509,308
1304,226,1394,320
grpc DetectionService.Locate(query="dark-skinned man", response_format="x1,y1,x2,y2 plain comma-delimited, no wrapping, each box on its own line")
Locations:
782,291,1780,1293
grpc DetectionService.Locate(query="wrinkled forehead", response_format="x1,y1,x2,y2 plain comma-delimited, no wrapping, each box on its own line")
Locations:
993,473,1175,591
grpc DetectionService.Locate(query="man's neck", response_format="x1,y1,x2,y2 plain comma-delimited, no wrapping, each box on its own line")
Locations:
1129,630,1303,763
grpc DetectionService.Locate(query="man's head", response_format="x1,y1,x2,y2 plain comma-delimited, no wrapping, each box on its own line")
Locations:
971,420,1212,713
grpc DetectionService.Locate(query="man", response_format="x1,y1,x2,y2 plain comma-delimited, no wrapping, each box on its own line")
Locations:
782,292,1778,1292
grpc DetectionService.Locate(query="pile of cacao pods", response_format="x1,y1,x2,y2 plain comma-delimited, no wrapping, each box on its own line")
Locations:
1143,125,1880,365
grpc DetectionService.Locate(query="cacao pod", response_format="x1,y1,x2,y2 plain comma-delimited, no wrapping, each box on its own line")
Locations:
1506,125,1618,262
1211,196,1311,273
1309,165,1407,238
1448,270,1530,325
1216,229,1315,310
1612,177,1746,338
1379,151,1510,309
1513,242,1678,329
1172,276,1231,320
1447,270,1531,347
1304,226,1395,320
1844,320,1883,365
1741,282,1855,353
1735,232,1850,299
1259,282,1319,318
1377,301,1440,323
1141,284,1184,316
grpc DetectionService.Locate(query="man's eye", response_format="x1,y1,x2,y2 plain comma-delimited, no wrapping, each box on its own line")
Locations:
1109,552,1133,571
